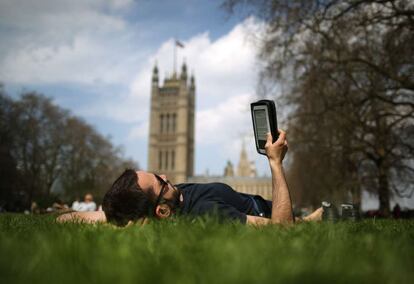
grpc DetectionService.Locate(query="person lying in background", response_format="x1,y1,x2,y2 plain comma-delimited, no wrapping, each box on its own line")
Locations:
71,193,97,212
58,130,323,226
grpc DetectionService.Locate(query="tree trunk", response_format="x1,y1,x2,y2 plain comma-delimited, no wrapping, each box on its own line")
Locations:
378,160,390,217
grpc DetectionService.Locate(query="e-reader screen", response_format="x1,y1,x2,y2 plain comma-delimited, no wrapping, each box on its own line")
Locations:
254,109,268,141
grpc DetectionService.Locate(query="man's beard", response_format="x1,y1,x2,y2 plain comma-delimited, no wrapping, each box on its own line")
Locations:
148,185,182,213
163,186,181,212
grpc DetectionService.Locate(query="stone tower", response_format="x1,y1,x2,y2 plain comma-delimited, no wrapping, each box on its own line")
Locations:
237,142,257,177
147,63,195,184
224,160,235,177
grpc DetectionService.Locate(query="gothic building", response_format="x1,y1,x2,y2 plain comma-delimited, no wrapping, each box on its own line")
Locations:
147,63,195,184
147,62,271,199
189,143,272,200
236,142,257,177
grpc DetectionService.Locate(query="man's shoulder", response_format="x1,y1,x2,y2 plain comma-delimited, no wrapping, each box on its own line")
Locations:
178,183,237,201
176,182,232,189
177,182,247,224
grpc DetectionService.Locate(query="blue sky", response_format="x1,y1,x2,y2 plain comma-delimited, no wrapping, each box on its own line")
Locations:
0,0,271,176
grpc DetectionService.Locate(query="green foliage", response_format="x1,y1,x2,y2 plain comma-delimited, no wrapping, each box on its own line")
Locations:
1,214,413,284
225,0,414,214
0,90,138,208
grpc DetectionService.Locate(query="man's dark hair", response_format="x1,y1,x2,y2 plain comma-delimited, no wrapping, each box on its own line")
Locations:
102,169,151,226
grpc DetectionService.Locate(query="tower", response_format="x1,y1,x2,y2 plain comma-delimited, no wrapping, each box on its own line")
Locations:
237,142,257,177
224,160,235,177
147,63,195,183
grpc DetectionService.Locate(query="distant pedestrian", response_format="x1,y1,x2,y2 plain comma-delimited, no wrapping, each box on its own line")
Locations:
392,204,401,219
72,194,97,212
31,201,40,214
71,198,81,211
47,198,69,213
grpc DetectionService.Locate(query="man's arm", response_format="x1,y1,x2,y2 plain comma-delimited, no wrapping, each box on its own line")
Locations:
247,130,294,225
246,208,323,225
246,215,271,225
267,130,294,223
56,211,107,224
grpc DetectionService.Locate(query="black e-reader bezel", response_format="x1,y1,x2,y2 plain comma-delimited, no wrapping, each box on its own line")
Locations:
250,99,279,155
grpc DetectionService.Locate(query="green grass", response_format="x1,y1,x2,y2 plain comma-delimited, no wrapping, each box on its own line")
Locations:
0,214,413,284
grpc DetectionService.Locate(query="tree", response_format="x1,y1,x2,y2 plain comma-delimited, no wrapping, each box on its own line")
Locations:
225,0,414,215
60,116,137,200
0,90,139,210
0,86,21,210
10,93,67,202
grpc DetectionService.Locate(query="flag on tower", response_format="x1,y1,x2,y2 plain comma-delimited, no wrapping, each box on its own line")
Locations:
175,40,185,48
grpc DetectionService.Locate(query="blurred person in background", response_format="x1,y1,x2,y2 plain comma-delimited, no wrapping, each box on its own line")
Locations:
31,201,40,214
71,197,80,211
46,198,69,213
72,193,96,212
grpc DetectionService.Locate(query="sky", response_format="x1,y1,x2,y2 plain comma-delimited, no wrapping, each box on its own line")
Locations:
0,0,272,177
1,0,412,209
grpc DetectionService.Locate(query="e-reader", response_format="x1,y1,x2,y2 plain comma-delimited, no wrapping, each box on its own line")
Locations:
251,100,279,155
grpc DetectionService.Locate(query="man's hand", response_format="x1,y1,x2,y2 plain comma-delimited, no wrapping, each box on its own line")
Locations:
265,129,288,164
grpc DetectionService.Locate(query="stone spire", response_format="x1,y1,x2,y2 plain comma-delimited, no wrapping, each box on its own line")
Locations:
180,62,187,81
224,160,235,177
190,73,195,90
152,64,159,86
237,142,257,177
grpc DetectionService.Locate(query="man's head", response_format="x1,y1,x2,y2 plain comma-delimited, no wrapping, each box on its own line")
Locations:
102,169,181,226
84,193,94,203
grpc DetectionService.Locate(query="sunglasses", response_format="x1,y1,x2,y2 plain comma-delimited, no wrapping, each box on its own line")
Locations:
153,174,177,215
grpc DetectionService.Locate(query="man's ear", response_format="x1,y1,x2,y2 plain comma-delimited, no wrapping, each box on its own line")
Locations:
155,204,171,219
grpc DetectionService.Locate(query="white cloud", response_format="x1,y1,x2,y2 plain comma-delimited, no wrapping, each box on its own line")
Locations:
97,18,264,171
128,121,149,141
0,0,138,85
0,0,265,173
137,19,264,172
196,94,253,145
83,17,263,141
0,0,133,32
145,18,263,108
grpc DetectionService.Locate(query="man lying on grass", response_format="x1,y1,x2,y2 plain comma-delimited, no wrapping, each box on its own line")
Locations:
58,130,323,226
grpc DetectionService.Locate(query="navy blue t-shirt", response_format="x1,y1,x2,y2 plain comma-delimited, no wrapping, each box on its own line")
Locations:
176,183,271,224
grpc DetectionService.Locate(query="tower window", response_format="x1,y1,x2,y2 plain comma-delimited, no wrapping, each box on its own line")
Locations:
165,150,169,170
172,113,177,132
171,150,175,170
159,150,163,169
166,113,170,133
160,114,164,133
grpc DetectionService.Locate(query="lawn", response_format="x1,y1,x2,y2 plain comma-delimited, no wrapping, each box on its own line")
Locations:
0,214,413,284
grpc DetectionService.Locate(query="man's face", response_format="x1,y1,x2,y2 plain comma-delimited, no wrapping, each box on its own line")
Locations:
135,171,182,214
84,194,93,203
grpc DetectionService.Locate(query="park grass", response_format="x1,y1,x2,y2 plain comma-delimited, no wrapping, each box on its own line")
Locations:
0,214,413,284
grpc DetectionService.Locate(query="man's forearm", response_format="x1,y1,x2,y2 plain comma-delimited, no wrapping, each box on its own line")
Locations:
270,161,294,223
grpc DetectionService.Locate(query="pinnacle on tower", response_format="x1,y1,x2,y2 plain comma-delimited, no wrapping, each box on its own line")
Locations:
190,73,195,89
152,64,159,85
224,160,234,177
180,62,187,81
237,142,257,177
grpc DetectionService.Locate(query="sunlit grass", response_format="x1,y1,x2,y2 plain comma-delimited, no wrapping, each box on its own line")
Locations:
0,214,413,284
